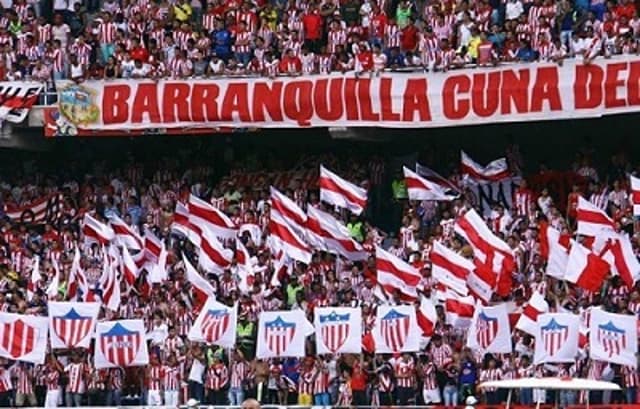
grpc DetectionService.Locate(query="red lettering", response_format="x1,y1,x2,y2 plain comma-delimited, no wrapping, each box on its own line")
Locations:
472,72,500,117
442,75,470,120
344,79,359,120
402,78,431,121
574,64,603,109
531,66,562,112
220,83,251,122
191,84,220,122
605,62,627,108
131,83,160,124
252,82,283,122
500,69,529,114
357,78,380,121
162,83,191,123
314,78,343,121
380,78,400,121
102,84,130,125
628,61,640,105
283,81,313,126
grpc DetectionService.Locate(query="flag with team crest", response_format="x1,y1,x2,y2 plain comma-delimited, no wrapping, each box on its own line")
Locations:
48,302,100,349
0,312,48,364
256,310,314,359
589,309,638,368
94,319,149,369
314,307,362,354
188,297,237,348
534,313,579,364
467,303,512,353
373,305,421,353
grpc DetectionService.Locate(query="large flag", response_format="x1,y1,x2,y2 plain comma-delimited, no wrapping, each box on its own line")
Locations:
430,241,472,296
109,214,142,250
415,163,461,193
5,194,62,225
576,196,616,237
188,298,237,347
403,166,456,201
515,291,549,336
256,310,314,359
375,246,421,302
314,307,362,354
172,202,201,246
121,246,139,288
67,247,87,301
270,186,307,231
98,250,121,311
460,151,510,183
183,255,216,309
564,242,610,292
534,313,579,365
631,174,640,216
94,319,149,369
589,309,638,368
373,305,421,353
269,211,312,264
539,223,571,279
0,312,48,364
306,206,368,261
467,303,512,353
444,291,475,328
319,165,367,215
188,194,237,240
48,302,100,349
82,214,115,245
602,234,640,288
198,227,233,273
417,297,437,337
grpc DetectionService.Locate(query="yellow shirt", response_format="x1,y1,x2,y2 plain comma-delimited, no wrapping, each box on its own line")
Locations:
468,36,481,59
173,3,192,22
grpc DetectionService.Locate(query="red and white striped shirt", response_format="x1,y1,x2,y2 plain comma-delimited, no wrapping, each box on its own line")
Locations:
70,42,92,66
45,369,60,391
234,30,252,53
230,361,250,389
205,364,228,390
298,369,314,395
394,359,416,389
384,23,401,48
148,365,163,391
421,362,438,390
313,368,328,394
12,365,33,394
37,24,51,45
64,363,87,394
162,365,180,391
99,22,117,44
327,29,346,53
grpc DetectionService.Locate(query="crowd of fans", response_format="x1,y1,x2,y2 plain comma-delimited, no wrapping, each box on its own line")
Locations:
0,0,637,82
0,140,636,409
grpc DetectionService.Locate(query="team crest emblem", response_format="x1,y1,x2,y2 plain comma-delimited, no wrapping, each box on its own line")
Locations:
1,319,36,358
58,84,100,126
597,321,627,357
319,311,350,353
264,316,296,356
52,308,94,348
540,318,569,356
99,323,141,366
201,309,230,344
380,309,410,352
476,311,499,349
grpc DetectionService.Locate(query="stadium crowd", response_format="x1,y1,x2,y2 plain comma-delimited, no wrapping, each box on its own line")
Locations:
0,0,636,82
0,141,637,409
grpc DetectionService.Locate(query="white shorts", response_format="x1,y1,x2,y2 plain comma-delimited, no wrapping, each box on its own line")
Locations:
164,390,179,407
148,389,163,406
45,389,60,408
423,388,442,404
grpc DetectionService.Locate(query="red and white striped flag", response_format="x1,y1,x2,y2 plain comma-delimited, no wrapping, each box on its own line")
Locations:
183,255,216,310
109,214,142,250
319,165,367,215
235,240,255,294
306,206,368,261
445,291,475,328
460,151,510,183
4,194,62,225
417,296,437,337
467,303,512,353
430,241,472,296
82,214,115,245
415,163,461,193
47,260,60,299
143,228,163,266
121,246,139,289
188,194,237,240
269,211,312,264
576,196,616,237
27,257,40,301
270,186,307,230
564,242,610,292
631,175,640,216
375,246,421,302
198,227,233,273
515,291,549,335
99,250,120,312
539,222,571,279
67,247,87,301
172,202,201,246
403,166,456,201
601,234,640,288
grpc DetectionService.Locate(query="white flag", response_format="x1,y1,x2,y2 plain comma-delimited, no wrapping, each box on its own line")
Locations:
314,307,362,354
534,313,579,365
94,319,149,369
373,305,421,353
188,298,237,348
48,302,101,349
0,312,48,364
467,303,512,353
256,310,314,359
589,309,638,368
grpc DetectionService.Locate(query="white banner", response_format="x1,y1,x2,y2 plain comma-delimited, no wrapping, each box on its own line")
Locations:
314,307,362,354
256,310,314,359
0,312,48,364
589,309,638,368
188,298,237,348
94,319,149,369
55,57,640,130
48,302,100,350
373,305,421,353
534,313,580,364
467,303,512,353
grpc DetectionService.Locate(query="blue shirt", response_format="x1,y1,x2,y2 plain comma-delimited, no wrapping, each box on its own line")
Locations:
460,361,477,384
212,29,231,56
